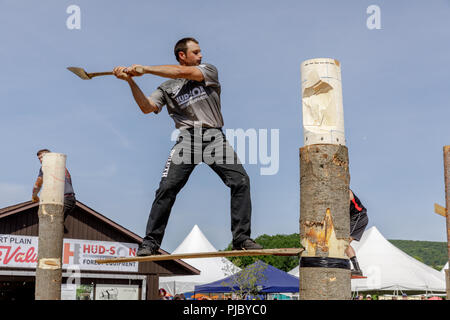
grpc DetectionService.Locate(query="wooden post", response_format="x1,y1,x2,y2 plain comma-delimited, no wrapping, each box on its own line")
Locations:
35,153,66,300
299,58,351,300
444,145,450,299
299,145,351,299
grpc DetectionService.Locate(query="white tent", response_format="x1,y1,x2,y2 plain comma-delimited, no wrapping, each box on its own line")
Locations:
159,225,240,295
442,262,448,275
288,226,446,293
288,265,299,277
351,226,446,292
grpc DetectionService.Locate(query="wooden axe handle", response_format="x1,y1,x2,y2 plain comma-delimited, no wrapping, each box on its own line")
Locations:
88,71,114,78
88,68,143,78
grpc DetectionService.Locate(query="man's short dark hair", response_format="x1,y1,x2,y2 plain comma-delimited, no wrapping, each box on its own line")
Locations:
174,37,199,62
37,149,51,156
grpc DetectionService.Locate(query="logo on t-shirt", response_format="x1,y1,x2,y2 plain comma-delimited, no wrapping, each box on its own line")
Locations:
174,86,208,108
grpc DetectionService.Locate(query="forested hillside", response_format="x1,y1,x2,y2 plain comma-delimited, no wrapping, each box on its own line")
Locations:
225,234,447,272
388,240,447,271
225,234,301,272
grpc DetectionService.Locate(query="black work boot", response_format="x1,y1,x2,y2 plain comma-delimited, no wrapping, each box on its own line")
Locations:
350,256,363,276
137,244,159,257
232,238,263,250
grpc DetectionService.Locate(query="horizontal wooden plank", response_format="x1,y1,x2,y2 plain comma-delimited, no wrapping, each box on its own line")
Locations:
96,248,304,264
434,203,447,217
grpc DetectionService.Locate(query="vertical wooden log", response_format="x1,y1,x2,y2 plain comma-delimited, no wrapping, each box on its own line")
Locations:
446,270,450,300
35,153,66,300
444,145,450,299
299,145,350,299
299,58,350,300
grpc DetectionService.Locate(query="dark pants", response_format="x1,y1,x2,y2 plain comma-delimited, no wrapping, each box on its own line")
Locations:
350,211,368,241
63,194,76,221
143,128,252,248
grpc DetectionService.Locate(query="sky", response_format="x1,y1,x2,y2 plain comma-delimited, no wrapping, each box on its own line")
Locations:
1,0,449,253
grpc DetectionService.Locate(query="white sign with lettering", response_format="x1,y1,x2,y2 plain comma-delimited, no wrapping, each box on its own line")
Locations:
0,234,138,272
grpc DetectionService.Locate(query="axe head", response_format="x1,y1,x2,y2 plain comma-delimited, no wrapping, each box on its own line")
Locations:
67,67,92,80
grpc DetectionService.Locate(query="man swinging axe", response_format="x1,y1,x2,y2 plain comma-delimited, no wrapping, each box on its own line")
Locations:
112,37,262,256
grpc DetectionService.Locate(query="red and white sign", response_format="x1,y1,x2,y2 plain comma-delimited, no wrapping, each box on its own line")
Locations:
0,234,37,267
0,234,138,272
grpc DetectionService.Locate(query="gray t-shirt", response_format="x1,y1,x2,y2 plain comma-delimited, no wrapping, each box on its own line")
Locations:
38,167,75,196
148,63,224,129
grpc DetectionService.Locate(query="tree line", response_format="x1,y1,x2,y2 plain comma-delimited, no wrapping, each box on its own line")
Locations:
388,240,447,271
224,234,447,272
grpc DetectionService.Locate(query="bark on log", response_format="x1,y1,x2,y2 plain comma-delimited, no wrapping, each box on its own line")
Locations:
443,145,450,299
299,144,351,300
35,153,66,300
35,204,64,300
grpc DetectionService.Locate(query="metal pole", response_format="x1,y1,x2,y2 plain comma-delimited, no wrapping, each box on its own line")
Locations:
299,58,351,300
444,146,450,299
35,153,66,300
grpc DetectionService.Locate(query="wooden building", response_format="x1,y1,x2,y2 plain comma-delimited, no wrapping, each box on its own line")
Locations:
0,200,199,300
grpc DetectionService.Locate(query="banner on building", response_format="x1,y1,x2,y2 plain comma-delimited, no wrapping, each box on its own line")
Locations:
0,234,138,272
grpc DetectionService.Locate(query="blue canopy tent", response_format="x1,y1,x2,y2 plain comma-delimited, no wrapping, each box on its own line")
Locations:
194,261,299,294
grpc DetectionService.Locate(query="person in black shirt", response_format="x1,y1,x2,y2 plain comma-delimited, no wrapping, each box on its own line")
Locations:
346,189,368,276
